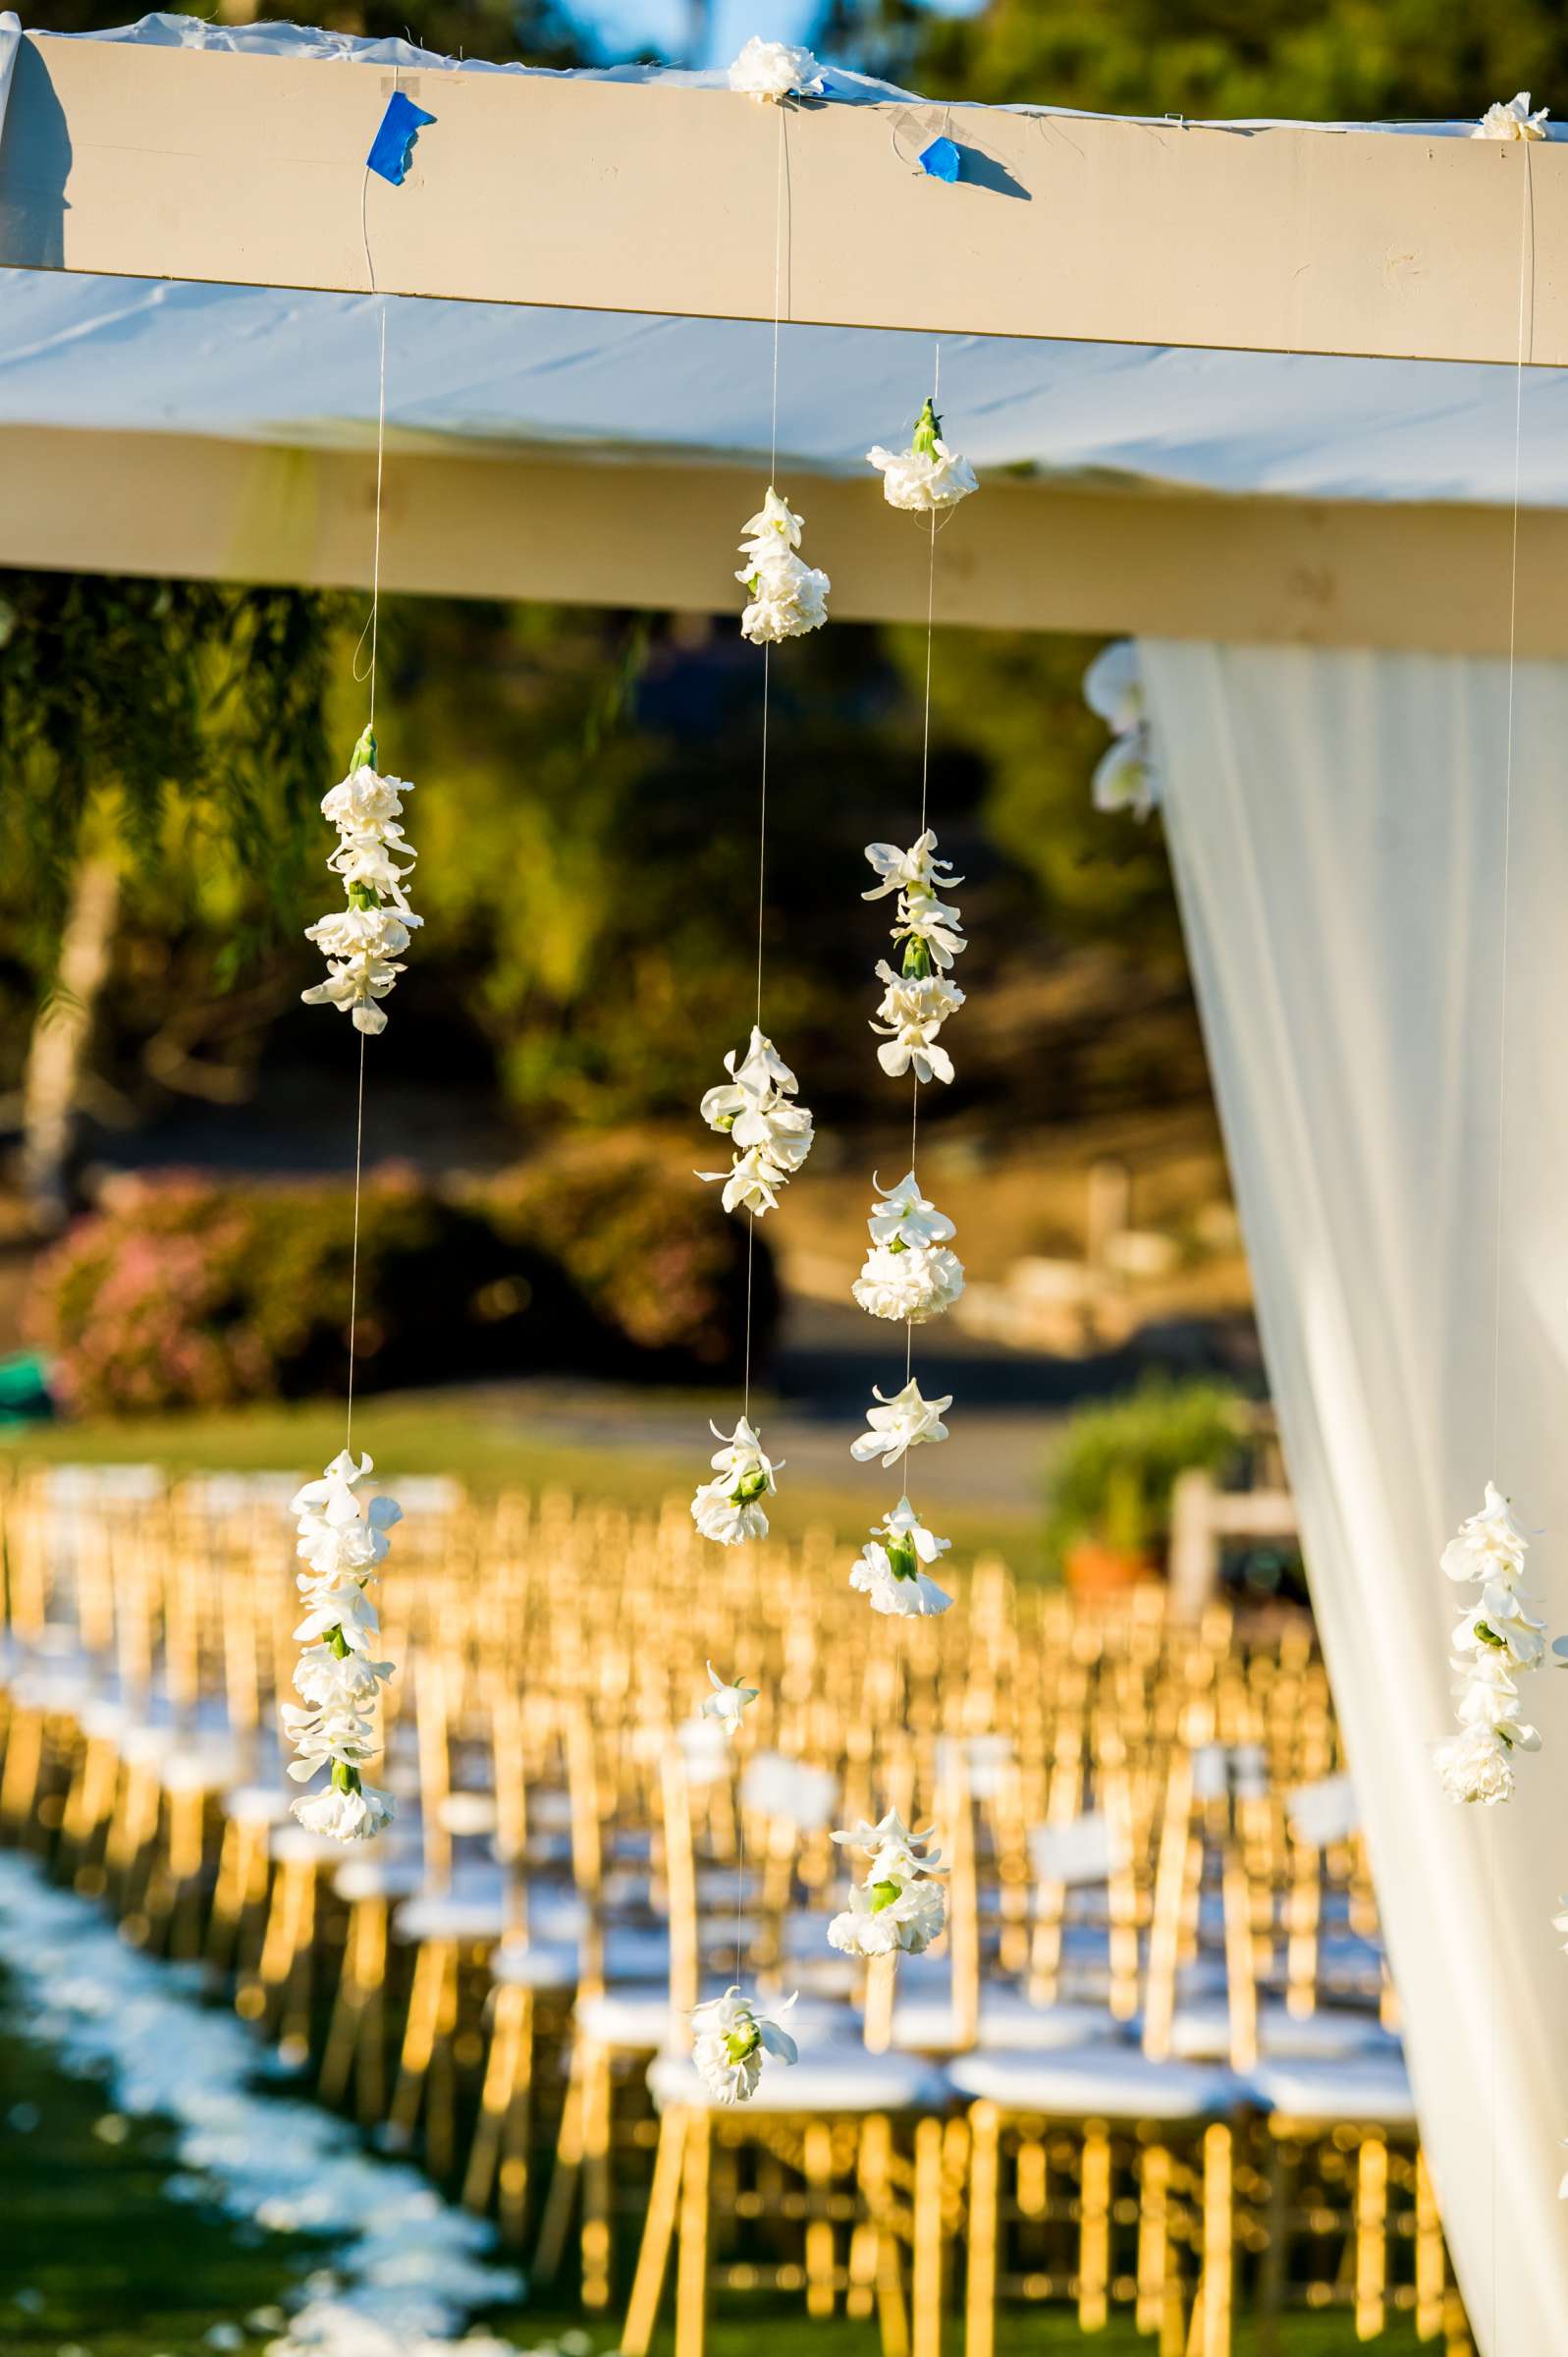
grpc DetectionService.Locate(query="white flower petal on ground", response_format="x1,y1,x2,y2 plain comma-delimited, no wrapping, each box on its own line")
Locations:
849,1378,951,1467
1474,91,1549,139
728,34,824,102
700,1662,761,1737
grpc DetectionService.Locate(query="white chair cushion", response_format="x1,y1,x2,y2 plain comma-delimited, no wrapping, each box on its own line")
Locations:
333,1855,426,1903
1251,2054,1416,2128
1165,2001,1390,2065
225,1783,297,1828
648,2044,947,2114
160,1742,242,1794
892,1989,1122,2056
488,1940,581,1991
948,2046,1246,2122
576,1986,677,2050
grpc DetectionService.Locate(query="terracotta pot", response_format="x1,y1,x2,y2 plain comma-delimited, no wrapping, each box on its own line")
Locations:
1064,1539,1160,1597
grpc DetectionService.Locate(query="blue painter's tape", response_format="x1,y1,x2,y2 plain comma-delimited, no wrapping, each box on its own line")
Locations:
918,134,960,183
368,90,436,186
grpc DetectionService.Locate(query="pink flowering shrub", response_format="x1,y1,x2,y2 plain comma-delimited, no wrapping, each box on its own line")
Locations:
30,1152,769,1418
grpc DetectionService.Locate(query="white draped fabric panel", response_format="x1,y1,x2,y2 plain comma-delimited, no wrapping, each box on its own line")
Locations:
1140,640,1568,2349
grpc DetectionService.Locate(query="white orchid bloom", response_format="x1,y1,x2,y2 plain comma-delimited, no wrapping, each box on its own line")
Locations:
849,1378,951,1468
871,964,963,1084
730,1025,800,1098
701,1663,761,1738
728,35,824,103
1440,1482,1529,1583
828,1808,946,1954
738,486,805,556
697,1030,814,1213
319,763,411,830
849,1495,955,1616
1474,92,1549,139
740,555,831,644
691,1986,798,2104
866,1171,956,1249
862,830,962,904
286,1448,400,1841
1092,730,1161,820
691,1416,780,1546
1084,641,1162,820
893,890,967,972
1083,639,1145,735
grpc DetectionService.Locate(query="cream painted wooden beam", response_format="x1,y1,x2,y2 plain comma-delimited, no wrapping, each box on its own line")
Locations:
2,423,1565,654
0,32,1565,363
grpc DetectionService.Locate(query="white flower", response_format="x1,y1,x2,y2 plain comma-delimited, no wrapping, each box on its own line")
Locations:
848,1496,954,1617
1085,641,1162,819
1440,1482,1529,1584
1453,1584,1546,1669
852,1241,964,1324
285,1449,400,1842
1434,1724,1515,1805
863,831,963,904
867,399,977,513
866,1171,956,1249
893,889,966,974
870,962,964,1084
728,35,824,103
701,1662,760,1738
690,1986,798,2104
293,1781,397,1841
1450,1650,1540,1749
828,1809,946,1955
1474,92,1549,139
850,1377,951,1467
303,727,421,1032
740,555,831,645
691,1416,780,1546
736,489,829,642
697,1028,815,1215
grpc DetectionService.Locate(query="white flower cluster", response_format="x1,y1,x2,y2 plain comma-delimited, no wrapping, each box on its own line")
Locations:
850,1496,954,1618
1474,91,1549,139
691,1415,781,1546
851,1376,951,1469
285,1450,400,1840
867,398,978,513
301,728,422,1035
829,1809,946,1957
691,1984,798,2104
853,1169,965,1324
1084,640,1162,820
736,488,831,645
1433,1482,1545,1806
728,34,824,104
864,830,966,1084
697,1024,814,1215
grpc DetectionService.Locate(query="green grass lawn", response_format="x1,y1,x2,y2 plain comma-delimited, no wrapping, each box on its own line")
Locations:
0,1385,1047,1570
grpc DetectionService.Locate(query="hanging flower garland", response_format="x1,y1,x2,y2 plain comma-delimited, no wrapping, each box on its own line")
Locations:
697,1025,815,1215
828,1810,946,1957
1433,1483,1546,1804
691,1985,799,2102
852,1169,965,1323
850,1497,954,1618
1083,641,1162,820
736,488,831,646
286,1450,400,1838
301,727,422,1032
865,829,968,1084
691,1417,781,1546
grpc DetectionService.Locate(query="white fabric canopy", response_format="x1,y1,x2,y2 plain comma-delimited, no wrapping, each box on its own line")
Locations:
0,13,1566,508
1144,638,1568,2345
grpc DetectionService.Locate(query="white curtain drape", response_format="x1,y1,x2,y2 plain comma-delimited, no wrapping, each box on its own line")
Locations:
1141,639,1568,2348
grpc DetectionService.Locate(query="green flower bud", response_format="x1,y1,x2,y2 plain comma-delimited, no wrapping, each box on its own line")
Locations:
351,723,378,772
724,2022,760,2064
886,1537,920,1584
901,936,933,980
331,1758,362,1794
869,1879,902,1913
732,1469,771,1504
912,397,941,458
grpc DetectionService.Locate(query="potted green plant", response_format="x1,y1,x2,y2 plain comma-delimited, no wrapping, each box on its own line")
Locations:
1043,1377,1245,1595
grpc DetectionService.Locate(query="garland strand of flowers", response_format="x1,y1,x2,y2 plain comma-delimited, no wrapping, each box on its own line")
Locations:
289,299,405,1843
1433,1484,1546,1804
828,1809,946,1956
1083,640,1162,820
846,370,977,1617
690,48,825,1551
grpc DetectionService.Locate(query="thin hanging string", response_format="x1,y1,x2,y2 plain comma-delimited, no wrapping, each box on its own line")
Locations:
903,343,943,1409
344,155,392,1455
741,112,789,1430
1487,138,1533,2357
